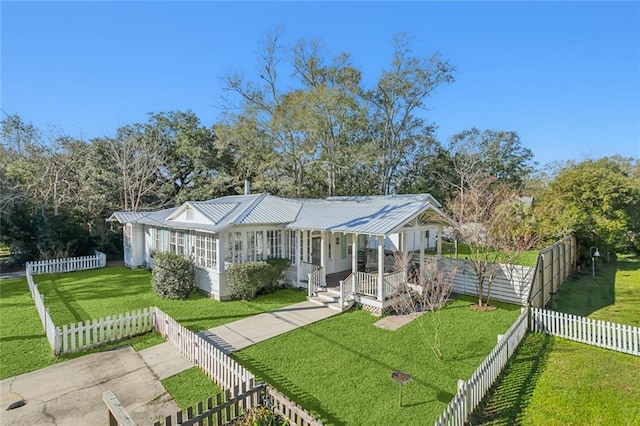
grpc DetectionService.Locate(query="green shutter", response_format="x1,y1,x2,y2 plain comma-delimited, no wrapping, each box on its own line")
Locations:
341,235,347,259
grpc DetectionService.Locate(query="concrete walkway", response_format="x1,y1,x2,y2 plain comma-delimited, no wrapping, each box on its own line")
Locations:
0,346,180,426
139,300,340,379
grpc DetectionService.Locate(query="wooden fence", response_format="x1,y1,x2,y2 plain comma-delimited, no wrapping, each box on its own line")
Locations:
105,380,322,426
530,308,640,356
26,251,107,274
528,236,577,308
435,308,529,425
433,257,535,305
152,307,254,392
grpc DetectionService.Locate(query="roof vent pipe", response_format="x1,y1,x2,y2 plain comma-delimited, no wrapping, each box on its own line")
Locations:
244,179,251,195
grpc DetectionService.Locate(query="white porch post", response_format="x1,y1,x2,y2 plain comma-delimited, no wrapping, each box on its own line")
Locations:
295,229,301,284
320,231,327,286
437,225,443,256
216,233,225,273
351,233,358,273
400,230,409,262
377,235,384,301
419,229,425,267
302,231,308,263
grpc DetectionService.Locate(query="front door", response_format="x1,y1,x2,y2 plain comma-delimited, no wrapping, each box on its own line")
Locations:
311,237,322,266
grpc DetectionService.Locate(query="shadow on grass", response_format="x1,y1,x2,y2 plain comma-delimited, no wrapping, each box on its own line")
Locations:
547,259,618,317
468,333,553,425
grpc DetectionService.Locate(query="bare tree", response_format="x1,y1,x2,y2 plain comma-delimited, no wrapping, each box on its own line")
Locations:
391,252,456,359
448,176,538,309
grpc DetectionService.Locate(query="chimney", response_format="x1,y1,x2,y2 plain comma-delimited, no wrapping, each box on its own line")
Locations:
244,179,251,195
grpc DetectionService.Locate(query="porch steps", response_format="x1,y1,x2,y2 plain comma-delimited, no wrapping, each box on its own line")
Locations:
308,288,351,312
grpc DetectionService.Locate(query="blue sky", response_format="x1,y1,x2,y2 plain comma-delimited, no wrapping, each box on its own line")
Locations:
2,1,639,167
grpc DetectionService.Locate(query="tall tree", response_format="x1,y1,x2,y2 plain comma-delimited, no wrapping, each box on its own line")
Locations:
144,111,222,203
366,33,455,195
436,127,536,202
534,157,640,253
97,124,167,211
448,177,538,309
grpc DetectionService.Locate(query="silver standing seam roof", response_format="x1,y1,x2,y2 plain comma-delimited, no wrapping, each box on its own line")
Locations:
109,193,451,236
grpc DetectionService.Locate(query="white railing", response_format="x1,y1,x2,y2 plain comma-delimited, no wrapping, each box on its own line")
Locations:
300,262,320,283
339,273,356,308
58,309,154,354
26,251,107,275
153,307,254,393
308,266,325,297
530,308,639,356
354,271,378,297
383,270,406,298
435,308,529,426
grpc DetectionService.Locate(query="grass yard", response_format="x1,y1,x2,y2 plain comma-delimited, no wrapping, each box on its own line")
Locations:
472,254,640,424
0,267,306,379
426,242,539,267
234,296,522,425
162,367,223,410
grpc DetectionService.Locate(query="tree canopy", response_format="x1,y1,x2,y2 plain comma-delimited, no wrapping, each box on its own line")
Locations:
2,31,638,267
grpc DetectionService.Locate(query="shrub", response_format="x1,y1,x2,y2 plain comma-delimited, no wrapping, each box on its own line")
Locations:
262,257,292,294
229,405,288,426
152,252,195,299
227,258,291,301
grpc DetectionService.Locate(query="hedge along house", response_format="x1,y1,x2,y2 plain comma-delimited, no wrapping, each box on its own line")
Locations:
108,192,452,315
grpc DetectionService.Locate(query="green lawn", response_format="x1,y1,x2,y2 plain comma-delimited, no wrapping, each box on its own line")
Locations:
426,242,539,267
0,267,306,379
234,296,522,425
162,367,223,410
471,254,640,424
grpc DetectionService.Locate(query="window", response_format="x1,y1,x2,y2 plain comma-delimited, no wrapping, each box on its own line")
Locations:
286,230,296,262
193,232,216,269
186,206,194,220
154,228,163,252
123,225,132,249
247,230,265,261
266,230,282,258
225,232,243,263
169,231,186,256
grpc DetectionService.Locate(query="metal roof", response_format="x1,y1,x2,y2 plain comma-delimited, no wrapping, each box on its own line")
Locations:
110,193,450,236
106,211,149,223
286,199,450,236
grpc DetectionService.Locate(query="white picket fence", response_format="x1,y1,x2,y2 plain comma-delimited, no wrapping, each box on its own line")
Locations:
153,307,254,393
435,308,529,425
57,309,154,354
26,251,107,275
530,308,640,356
434,306,639,425
25,268,58,351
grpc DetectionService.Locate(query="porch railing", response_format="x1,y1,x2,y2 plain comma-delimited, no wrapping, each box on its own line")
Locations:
339,273,356,307
353,271,378,297
352,270,407,299
383,270,406,297
308,266,325,297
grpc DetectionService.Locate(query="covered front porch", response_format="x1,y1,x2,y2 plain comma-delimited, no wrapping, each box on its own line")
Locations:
287,200,452,315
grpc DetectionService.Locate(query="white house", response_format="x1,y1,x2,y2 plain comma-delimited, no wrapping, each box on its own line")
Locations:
108,192,452,314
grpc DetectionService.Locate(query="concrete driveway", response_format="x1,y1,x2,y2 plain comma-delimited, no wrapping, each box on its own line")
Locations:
0,346,180,426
